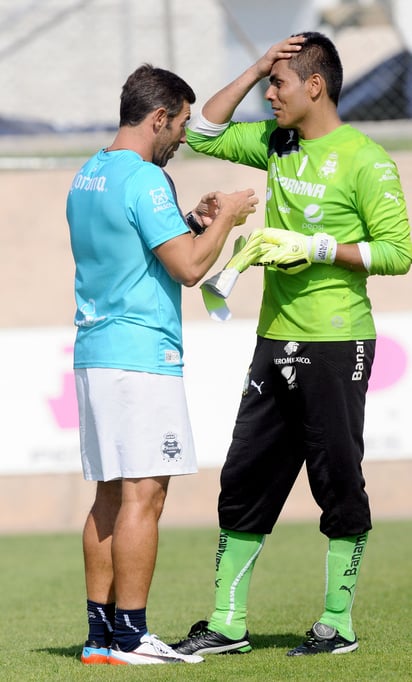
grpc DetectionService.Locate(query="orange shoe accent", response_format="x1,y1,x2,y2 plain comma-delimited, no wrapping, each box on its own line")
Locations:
107,656,128,665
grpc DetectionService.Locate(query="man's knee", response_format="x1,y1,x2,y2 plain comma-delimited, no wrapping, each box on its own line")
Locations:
121,476,169,518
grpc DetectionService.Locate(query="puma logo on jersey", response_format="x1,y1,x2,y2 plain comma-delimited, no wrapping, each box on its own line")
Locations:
384,191,400,204
250,380,264,394
286,130,295,145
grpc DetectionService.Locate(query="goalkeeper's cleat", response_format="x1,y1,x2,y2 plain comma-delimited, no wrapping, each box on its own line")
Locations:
108,633,203,665
170,619,252,655
81,640,110,664
287,622,358,656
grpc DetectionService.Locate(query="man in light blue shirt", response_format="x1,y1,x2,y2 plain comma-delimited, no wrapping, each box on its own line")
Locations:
67,63,258,666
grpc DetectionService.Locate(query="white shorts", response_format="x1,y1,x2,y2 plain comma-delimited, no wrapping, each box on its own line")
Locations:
75,368,198,481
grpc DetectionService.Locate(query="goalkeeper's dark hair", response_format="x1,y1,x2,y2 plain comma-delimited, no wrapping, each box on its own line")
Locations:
119,64,196,126
289,32,343,105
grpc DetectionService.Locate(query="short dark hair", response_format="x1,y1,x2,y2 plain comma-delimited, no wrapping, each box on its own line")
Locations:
289,32,343,105
119,63,196,126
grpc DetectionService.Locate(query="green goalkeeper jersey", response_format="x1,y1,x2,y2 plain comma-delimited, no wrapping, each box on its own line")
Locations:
186,121,411,341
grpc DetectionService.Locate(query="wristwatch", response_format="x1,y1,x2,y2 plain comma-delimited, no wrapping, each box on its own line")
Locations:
185,212,205,235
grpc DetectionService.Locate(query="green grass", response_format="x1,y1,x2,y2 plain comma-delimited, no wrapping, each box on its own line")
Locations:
0,521,411,681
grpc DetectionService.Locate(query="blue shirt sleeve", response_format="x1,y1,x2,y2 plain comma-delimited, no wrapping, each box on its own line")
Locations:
127,164,190,250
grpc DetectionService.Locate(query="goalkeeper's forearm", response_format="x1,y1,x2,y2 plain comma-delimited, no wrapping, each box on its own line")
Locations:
306,234,370,272
193,66,263,130
335,243,370,272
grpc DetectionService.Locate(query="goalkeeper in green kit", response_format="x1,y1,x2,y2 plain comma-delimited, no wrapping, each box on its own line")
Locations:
171,32,412,657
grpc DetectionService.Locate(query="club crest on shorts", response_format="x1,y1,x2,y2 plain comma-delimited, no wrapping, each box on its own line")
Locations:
161,432,182,461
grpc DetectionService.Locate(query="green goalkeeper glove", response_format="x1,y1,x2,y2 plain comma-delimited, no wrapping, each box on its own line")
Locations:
255,228,337,274
201,230,263,298
201,231,263,321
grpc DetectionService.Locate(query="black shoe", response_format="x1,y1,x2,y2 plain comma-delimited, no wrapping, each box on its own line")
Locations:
170,620,252,655
287,622,358,656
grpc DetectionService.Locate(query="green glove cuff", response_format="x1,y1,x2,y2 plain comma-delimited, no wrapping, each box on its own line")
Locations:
225,230,263,273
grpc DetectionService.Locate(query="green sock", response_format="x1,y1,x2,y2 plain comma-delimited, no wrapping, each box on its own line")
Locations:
208,529,265,640
319,532,368,641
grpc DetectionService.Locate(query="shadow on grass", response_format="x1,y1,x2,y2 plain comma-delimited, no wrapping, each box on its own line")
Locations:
36,644,82,660
249,633,303,651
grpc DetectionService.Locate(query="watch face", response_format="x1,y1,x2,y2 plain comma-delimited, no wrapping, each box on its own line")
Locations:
187,213,205,235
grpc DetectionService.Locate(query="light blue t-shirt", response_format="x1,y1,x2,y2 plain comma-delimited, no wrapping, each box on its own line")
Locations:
66,149,190,375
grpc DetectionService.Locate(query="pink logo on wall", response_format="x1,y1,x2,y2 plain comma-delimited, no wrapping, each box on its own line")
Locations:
368,335,408,392
48,346,79,429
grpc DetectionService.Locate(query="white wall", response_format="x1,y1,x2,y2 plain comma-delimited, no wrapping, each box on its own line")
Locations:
390,0,412,50
1,313,411,476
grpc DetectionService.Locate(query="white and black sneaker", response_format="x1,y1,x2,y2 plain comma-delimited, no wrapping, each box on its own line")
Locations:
170,620,252,655
287,622,359,656
108,633,203,665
